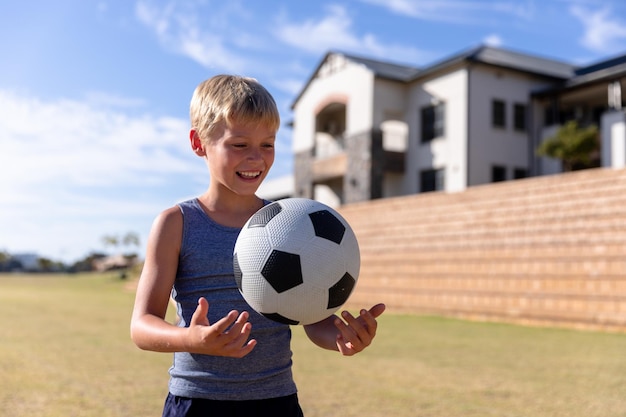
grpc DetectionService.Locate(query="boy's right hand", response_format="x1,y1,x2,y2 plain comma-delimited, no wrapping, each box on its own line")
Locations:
185,297,257,357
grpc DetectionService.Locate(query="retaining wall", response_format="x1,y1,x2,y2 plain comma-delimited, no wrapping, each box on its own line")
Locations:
339,167,626,331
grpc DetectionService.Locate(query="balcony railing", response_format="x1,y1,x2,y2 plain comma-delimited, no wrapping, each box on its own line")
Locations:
314,132,345,159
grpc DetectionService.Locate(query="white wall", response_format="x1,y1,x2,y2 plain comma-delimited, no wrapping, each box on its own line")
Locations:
537,125,562,175
313,184,341,207
292,54,375,153
406,68,469,193
382,172,405,197
373,79,407,127
467,66,553,185
602,110,626,168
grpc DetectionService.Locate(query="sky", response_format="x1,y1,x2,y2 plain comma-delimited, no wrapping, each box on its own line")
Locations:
1,0,626,264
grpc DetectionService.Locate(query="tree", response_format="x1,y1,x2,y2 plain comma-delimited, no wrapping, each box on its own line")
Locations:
100,232,141,279
101,232,140,255
121,232,140,250
536,120,600,171
101,235,119,249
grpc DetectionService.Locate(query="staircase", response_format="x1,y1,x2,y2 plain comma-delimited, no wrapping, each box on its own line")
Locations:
338,167,626,331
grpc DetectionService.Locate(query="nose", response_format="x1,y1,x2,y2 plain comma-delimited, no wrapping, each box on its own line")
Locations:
246,146,262,161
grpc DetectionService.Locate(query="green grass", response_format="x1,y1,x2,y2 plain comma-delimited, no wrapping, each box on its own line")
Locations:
2,273,626,417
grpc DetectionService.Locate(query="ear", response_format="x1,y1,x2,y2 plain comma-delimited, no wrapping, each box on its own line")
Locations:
190,129,206,156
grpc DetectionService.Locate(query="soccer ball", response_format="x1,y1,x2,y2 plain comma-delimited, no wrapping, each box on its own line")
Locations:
233,198,360,325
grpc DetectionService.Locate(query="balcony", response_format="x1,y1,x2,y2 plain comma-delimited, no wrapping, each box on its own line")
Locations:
312,153,347,182
313,132,347,182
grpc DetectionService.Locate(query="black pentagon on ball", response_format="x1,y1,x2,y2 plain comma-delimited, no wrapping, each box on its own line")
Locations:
327,272,356,309
308,210,346,244
261,249,303,293
247,201,282,228
262,312,299,325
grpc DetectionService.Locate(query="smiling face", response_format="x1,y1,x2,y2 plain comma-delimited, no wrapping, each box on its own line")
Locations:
196,119,276,198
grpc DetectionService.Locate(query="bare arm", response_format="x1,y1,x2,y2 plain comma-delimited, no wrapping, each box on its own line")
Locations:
130,207,256,357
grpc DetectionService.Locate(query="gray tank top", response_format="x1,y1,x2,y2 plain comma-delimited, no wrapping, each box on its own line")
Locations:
168,198,297,400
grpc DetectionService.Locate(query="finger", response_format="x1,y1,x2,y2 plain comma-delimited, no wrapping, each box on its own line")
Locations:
335,314,363,350
223,320,252,347
341,310,365,334
358,309,379,337
222,311,251,339
335,335,355,356
190,297,210,326
333,319,354,356
368,303,386,319
229,337,257,358
335,330,361,356
344,309,377,339
220,320,257,357
208,309,242,338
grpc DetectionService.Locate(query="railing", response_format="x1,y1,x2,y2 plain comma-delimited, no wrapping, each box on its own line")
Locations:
314,132,345,159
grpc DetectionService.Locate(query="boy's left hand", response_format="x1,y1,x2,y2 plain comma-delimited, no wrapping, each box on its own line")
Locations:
333,303,386,356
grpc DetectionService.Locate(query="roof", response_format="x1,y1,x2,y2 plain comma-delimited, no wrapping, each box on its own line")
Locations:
575,53,626,76
290,50,420,109
414,45,577,81
291,45,581,109
533,51,626,96
339,52,421,82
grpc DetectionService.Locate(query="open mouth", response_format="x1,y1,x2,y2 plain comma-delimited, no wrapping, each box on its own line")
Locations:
237,171,262,179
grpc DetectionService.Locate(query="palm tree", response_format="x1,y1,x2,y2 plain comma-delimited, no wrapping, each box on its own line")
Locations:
536,120,600,171
100,232,141,278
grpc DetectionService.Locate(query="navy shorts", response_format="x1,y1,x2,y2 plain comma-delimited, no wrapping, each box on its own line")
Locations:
162,392,304,417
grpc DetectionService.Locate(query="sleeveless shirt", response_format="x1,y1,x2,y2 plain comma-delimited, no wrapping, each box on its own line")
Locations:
168,198,297,400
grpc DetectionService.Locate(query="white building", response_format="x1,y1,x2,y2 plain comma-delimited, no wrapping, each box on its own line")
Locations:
285,45,626,207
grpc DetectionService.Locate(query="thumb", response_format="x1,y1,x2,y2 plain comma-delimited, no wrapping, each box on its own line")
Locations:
190,297,210,326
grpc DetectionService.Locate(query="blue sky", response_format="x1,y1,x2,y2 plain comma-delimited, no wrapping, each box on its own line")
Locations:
1,0,626,264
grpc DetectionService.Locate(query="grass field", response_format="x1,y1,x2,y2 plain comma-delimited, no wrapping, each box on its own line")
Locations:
1,273,626,417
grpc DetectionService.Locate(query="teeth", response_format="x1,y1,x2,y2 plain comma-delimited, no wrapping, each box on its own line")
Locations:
239,171,261,178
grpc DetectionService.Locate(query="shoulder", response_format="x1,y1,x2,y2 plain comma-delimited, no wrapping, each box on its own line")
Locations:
156,205,183,226
148,206,184,244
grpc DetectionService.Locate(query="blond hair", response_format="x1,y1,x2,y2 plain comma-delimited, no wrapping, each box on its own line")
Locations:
190,75,280,143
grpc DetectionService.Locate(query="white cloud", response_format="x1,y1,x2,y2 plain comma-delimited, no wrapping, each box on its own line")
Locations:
0,90,204,262
274,5,426,63
135,0,254,73
359,0,535,23
570,5,626,54
275,5,360,54
0,91,193,189
484,34,504,47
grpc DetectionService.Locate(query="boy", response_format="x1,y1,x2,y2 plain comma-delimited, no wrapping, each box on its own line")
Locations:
130,74,385,417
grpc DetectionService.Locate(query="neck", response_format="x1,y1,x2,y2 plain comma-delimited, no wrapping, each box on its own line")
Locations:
197,189,264,228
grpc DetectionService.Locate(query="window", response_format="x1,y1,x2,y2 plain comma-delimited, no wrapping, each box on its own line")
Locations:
514,168,527,179
544,106,556,126
514,103,527,132
492,99,506,128
421,102,445,142
491,165,506,182
420,168,445,192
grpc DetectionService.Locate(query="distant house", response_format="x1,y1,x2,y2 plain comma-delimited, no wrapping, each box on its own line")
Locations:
12,253,39,270
285,44,626,207
92,254,136,272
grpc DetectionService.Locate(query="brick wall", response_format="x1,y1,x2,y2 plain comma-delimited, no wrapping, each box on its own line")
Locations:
338,167,626,332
